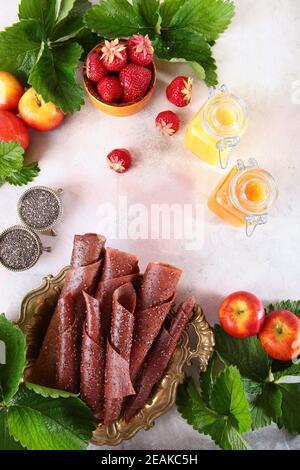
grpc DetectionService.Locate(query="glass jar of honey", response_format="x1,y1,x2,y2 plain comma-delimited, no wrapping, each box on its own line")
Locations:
208,159,278,236
184,85,248,168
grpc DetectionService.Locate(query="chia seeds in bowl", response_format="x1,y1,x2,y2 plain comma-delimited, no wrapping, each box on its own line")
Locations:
0,226,42,271
18,187,63,232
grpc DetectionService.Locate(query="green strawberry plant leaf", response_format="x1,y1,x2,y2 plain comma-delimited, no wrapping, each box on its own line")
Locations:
18,0,57,37
0,20,44,84
85,0,147,38
0,142,24,180
6,162,40,186
160,0,187,28
25,381,78,399
177,367,252,450
51,0,92,41
7,384,96,450
278,383,300,434
29,42,84,113
0,314,26,405
169,0,235,42
214,325,271,382
265,300,300,319
0,411,25,450
133,0,160,29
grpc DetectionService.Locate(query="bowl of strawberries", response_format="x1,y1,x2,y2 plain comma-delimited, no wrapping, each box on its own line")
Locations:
83,35,157,117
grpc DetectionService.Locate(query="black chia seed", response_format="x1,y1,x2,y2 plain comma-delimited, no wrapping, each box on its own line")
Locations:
0,228,40,270
19,188,60,230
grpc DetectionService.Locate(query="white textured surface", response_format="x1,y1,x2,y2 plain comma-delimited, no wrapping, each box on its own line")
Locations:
1,0,300,450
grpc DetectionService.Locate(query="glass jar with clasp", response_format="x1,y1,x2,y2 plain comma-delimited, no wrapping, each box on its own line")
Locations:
184,85,248,169
207,159,278,236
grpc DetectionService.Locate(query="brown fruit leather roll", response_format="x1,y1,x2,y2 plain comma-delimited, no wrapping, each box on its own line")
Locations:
129,262,182,383
80,293,104,419
29,234,106,389
95,247,140,337
103,283,137,425
125,297,196,422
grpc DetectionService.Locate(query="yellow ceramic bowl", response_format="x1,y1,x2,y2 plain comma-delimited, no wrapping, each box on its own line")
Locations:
83,42,157,117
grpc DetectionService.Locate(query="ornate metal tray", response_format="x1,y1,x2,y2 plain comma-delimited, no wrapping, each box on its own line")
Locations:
17,267,215,447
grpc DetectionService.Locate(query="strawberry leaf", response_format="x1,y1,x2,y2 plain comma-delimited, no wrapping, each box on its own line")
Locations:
160,0,187,27
29,42,84,113
0,314,26,405
265,300,300,319
7,384,96,450
154,29,218,86
84,0,147,38
177,369,251,450
25,382,78,399
278,383,300,434
51,0,92,41
133,0,160,28
18,0,57,36
6,162,40,186
0,142,24,180
0,20,44,84
0,411,25,450
169,0,235,42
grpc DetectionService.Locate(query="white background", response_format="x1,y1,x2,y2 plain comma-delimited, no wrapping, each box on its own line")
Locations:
1,0,300,450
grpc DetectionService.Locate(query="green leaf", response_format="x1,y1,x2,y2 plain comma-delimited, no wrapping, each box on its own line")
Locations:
177,370,252,450
71,28,100,57
57,0,78,22
242,378,272,430
156,29,217,86
211,366,252,433
265,300,300,319
274,362,300,381
255,383,282,421
0,20,44,84
170,0,235,42
25,381,78,399
0,314,26,404
29,42,84,113
0,142,24,180
84,0,146,38
160,0,187,27
214,325,271,382
7,384,96,450
18,0,57,36
133,0,160,28
199,354,215,405
278,383,300,434
0,411,24,450
191,62,206,81
51,0,92,41
6,162,40,186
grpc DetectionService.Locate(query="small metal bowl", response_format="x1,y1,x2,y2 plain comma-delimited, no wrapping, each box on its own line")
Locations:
17,186,63,236
17,267,215,445
0,225,51,272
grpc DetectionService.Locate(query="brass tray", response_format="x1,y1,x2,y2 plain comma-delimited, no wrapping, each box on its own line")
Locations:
17,267,215,447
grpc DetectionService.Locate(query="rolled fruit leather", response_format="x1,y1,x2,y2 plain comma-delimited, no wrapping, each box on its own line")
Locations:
129,262,182,384
29,234,106,390
125,296,196,422
103,283,137,425
80,293,104,419
95,247,140,338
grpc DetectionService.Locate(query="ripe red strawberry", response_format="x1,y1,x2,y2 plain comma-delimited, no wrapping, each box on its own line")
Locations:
101,39,127,72
107,149,132,174
97,76,123,102
86,52,108,82
156,111,180,136
120,64,152,103
127,34,154,66
166,76,193,107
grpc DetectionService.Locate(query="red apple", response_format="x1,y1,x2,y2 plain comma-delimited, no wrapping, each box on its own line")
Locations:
219,291,265,338
0,71,24,112
259,310,300,361
18,88,64,132
0,110,30,149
